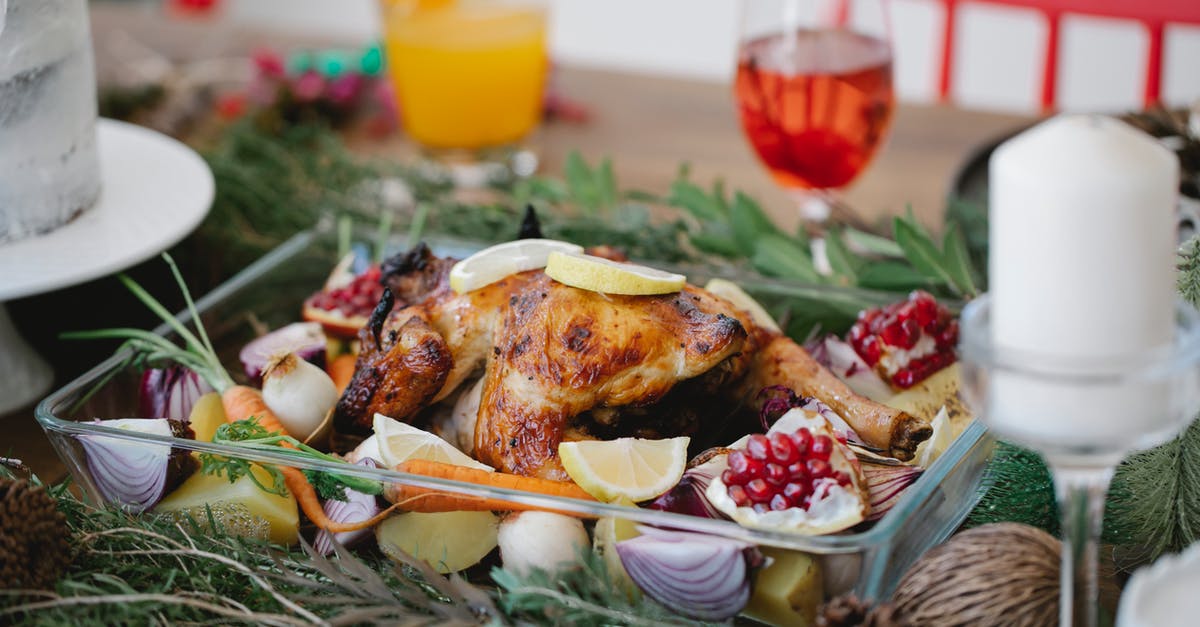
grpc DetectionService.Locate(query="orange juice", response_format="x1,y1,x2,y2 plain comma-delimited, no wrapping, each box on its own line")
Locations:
381,0,547,150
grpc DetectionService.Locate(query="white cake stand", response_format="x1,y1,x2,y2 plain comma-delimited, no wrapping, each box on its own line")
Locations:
0,119,214,415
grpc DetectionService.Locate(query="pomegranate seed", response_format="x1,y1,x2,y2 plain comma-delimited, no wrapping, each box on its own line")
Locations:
893,369,917,388
849,321,867,341
745,479,773,503
744,458,767,480
768,432,799,465
769,494,791,511
721,468,736,485
728,484,751,507
807,459,833,479
753,503,770,514
938,319,960,347
858,335,881,365
726,451,753,483
914,298,938,328
811,435,833,460
745,434,771,460
789,428,813,454
835,471,852,486
787,461,807,479
783,482,809,502
765,463,788,486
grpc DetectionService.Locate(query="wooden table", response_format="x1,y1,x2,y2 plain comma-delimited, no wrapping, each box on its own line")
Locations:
3,5,1035,482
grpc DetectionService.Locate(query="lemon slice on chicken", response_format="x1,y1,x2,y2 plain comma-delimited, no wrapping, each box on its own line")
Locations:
449,239,584,294
545,252,686,295
558,436,689,502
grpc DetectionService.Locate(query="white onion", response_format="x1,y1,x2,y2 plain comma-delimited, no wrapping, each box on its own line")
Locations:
261,352,339,440
497,511,589,575
615,527,762,621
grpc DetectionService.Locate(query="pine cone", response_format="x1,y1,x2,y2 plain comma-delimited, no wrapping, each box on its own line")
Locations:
0,478,72,589
819,594,910,627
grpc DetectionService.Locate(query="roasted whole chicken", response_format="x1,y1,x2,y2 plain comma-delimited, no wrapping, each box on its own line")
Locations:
333,244,931,480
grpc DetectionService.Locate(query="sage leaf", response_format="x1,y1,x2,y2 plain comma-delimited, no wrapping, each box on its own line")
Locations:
732,191,781,256
843,226,904,258
893,217,958,293
941,226,979,297
667,179,725,222
823,229,863,283
596,158,618,210
752,232,821,283
564,152,599,213
858,261,934,291
690,232,742,258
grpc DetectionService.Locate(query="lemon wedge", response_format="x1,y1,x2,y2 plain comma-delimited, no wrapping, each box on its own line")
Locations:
449,239,583,294
703,278,781,333
558,436,689,502
372,413,493,471
544,251,686,295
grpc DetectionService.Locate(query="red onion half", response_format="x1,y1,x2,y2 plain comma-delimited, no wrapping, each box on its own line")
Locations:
139,366,214,421
313,458,381,555
615,526,764,621
861,461,923,522
79,418,196,513
646,452,728,519
239,322,327,384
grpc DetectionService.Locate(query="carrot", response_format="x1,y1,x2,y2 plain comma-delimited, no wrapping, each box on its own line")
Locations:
221,384,394,533
278,466,401,533
385,458,598,517
221,384,286,432
326,353,357,395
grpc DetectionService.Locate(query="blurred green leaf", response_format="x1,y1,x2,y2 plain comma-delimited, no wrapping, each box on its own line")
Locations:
667,179,726,222
941,226,979,297
843,226,904,258
731,191,781,256
858,261,933,291
564,152,599,213
690,232,742,258
596,158,618,210
752,233,821,283
893,217,957,292
823,229,862,283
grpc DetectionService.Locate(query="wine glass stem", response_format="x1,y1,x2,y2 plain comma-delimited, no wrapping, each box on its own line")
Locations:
1052,465,1113,627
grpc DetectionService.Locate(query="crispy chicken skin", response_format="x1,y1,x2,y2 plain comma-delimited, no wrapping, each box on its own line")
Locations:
333,245,931,476
475,276,749,478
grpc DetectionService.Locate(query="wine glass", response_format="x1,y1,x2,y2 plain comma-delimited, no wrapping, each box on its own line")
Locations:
958,295,1200,626
735,0,894,226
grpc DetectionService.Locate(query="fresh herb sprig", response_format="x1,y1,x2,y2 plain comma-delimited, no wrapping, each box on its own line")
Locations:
200,417,382,501
0,467,499,625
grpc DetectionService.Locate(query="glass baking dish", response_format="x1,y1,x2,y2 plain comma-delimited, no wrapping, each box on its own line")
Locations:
36,226,994,615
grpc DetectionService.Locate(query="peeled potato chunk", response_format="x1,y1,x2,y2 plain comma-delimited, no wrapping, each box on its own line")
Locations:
376,510,499,574
743,547,824,626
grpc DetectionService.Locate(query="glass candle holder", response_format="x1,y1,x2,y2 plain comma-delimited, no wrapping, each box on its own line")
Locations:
958,295,1200,626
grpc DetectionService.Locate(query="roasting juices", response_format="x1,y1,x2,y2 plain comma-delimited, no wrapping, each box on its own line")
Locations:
381,0,547,150
735,29,894,190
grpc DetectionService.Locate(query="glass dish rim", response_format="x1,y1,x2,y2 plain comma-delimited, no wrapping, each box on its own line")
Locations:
35,229,988,555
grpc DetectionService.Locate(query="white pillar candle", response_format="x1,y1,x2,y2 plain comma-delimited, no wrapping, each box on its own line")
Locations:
986,114,1179,451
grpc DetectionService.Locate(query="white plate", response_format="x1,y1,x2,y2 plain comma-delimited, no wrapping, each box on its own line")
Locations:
0,118,214,301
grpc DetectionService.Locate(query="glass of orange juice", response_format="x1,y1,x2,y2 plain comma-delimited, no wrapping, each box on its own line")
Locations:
379,0,548,182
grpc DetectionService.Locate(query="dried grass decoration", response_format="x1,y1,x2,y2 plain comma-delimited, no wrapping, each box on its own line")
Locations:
891,523,1059,626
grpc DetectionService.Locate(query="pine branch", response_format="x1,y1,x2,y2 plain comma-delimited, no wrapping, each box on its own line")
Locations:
1105,417,1200,559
